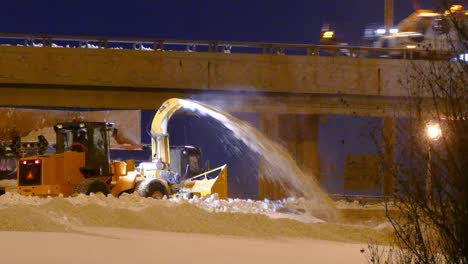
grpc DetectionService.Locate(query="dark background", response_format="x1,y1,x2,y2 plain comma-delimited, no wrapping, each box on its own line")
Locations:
0,0,438,43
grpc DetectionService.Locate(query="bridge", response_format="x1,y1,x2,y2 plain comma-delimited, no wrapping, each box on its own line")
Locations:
0,34,439,199
0,33,430,116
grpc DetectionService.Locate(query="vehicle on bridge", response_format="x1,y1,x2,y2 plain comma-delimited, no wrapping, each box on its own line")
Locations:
372,6,468,59
319,23,352,57
8,99,228,199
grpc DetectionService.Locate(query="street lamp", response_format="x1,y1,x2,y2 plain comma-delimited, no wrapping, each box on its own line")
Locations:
425,121,442,197
426,122,442,140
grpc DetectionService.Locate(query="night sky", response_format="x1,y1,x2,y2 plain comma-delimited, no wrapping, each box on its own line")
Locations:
0,0,439,44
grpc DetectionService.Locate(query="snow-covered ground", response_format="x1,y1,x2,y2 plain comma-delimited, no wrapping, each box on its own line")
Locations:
0,228,368,264
0,192,390,263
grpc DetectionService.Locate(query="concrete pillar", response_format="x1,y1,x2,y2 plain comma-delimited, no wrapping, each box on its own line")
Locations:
258,113,283,200
382,117,396,196
258,113,319,200
297,115,320,182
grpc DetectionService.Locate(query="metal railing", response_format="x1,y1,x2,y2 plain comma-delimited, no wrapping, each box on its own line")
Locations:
0,33,454,60
329,193,390,204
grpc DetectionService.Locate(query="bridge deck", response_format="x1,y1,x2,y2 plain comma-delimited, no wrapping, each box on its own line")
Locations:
0,34,432,115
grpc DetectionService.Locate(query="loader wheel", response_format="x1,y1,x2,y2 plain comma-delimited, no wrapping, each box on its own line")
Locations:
73,178,110,196
135,180,168,199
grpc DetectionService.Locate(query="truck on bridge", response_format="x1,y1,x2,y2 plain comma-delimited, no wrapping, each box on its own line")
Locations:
372,5,468,58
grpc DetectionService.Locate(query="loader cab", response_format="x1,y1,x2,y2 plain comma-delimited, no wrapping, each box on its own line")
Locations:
169,146,203,180
54,121,113,177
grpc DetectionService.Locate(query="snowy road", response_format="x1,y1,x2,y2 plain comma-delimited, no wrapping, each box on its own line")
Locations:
0,227,367,264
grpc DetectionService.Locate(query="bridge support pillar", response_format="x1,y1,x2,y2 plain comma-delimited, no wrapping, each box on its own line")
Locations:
258,113,319,200
382,117,396,196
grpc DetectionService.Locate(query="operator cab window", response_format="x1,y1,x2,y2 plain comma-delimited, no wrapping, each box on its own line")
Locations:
188,154,201,175
92,127,106,157
61,130,73,151
61,128,88,152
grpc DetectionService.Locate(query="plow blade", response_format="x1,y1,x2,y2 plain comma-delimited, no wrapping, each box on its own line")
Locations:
183,164,228,199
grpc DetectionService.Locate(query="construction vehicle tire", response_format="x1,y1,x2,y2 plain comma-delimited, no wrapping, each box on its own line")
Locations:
73,178,110,196
135,180,167,199
133,181,142,194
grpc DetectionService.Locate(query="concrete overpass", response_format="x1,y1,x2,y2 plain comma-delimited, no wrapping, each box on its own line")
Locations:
0,35,434,198
0,35,422,116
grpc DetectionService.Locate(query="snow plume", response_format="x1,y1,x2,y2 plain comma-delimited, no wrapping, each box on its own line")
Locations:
178,99,337,221
0,193,386,242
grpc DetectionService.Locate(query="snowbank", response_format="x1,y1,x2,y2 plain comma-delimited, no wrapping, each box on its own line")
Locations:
0,193,389,243
0,193,391,263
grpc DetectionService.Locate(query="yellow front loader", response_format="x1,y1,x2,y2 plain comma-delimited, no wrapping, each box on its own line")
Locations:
12,98,228,199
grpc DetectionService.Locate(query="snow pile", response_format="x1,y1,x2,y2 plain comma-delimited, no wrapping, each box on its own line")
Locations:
22,126,119,145
21,126,56,143
81,43,100,49
0,193,387,242
138,44,153,51
177,194,324,224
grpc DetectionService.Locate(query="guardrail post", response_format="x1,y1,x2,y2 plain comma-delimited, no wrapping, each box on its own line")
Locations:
25,38,33,47
223,45,232,54
97,39,107,49
278,47,284,55
271,46,277,54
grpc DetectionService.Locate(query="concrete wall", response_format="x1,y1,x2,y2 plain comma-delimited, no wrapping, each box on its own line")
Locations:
0,46,416,116
0,46,410,96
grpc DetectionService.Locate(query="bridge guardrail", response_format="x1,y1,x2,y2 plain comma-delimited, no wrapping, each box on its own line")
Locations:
0,33,454,60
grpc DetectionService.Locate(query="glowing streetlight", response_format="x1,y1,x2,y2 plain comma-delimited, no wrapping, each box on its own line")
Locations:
426,122,442,140
425,121,441,198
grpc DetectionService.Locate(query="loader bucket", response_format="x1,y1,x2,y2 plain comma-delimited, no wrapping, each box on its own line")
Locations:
184,164,228,199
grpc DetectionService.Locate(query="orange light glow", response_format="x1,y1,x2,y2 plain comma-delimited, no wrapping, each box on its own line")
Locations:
418,12,439,17
426,122,442,140
34,159,40,164
322,31,334,39
450,5,463,12
26,171,34,180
